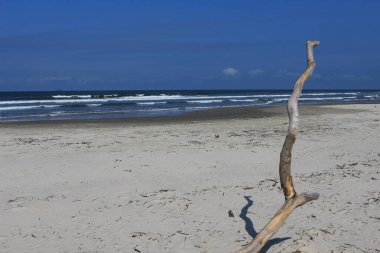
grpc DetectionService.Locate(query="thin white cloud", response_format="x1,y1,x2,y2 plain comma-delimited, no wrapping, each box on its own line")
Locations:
276,71,372,82
248,69,265,77
0,77,73,83
312,73,323,79
0,76,93,85
40,76,73,81
277,69,300,78
223,67,239,77
334,74,372,81
310,73,371,82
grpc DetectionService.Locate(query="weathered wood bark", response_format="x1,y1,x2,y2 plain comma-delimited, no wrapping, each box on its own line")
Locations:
235,41,320,253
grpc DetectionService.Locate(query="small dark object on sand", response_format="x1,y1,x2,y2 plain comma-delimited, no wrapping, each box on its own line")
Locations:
228,210,234,218
215,134,220,138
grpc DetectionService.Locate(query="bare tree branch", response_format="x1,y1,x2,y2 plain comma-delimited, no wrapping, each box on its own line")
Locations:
235,41,320,253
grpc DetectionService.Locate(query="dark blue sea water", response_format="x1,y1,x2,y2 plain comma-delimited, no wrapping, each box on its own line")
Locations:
0,90,379,122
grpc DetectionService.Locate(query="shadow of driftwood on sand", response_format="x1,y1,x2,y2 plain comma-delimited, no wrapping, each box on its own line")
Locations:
239,196,290,253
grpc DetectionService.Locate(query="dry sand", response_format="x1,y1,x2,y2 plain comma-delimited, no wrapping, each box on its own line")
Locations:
0,104,379,253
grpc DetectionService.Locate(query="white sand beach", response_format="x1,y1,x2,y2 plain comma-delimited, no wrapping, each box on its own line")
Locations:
0,104,379,253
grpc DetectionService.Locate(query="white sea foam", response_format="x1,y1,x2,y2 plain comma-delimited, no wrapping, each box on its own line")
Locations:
121,95,186,101
52,95,92,99
229,99,258,102
0,105,60,111
41,105,61,108
185,104,259,111
187,100,223,104
300,96,356,101
0,92,338,106
272,96,357,102
185,106,220,110
0,106,41,111
303,92,358,96
0,92,363,107
250,94,290,98
137,102,167,105
1,90,375,123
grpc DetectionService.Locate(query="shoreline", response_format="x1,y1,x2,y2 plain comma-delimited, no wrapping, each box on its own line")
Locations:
0,103,372,128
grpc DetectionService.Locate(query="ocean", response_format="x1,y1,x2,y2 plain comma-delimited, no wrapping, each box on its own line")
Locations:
0,90,379,122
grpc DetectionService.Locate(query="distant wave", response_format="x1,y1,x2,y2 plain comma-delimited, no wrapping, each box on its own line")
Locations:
52,95,92,99
364,94,380,99
185,106,221,110
120,94,185,101
38,107,179,117
272,96,357,103
187,100,224,104
0,105,60,111
0,94,186,105
229,99,258,102
1,90,379,122
137,102,167,105
300,96,357,100
0,94,369,109
185,104,257,111
303,92,358,96
61,104,89,108
0,92,363,106
100,102,136,107
52,94,119,99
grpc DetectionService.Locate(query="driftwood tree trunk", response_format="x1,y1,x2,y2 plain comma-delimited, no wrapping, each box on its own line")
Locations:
235,41,320,253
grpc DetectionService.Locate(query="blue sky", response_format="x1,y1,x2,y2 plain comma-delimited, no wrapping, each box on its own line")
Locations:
0,0,379,91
